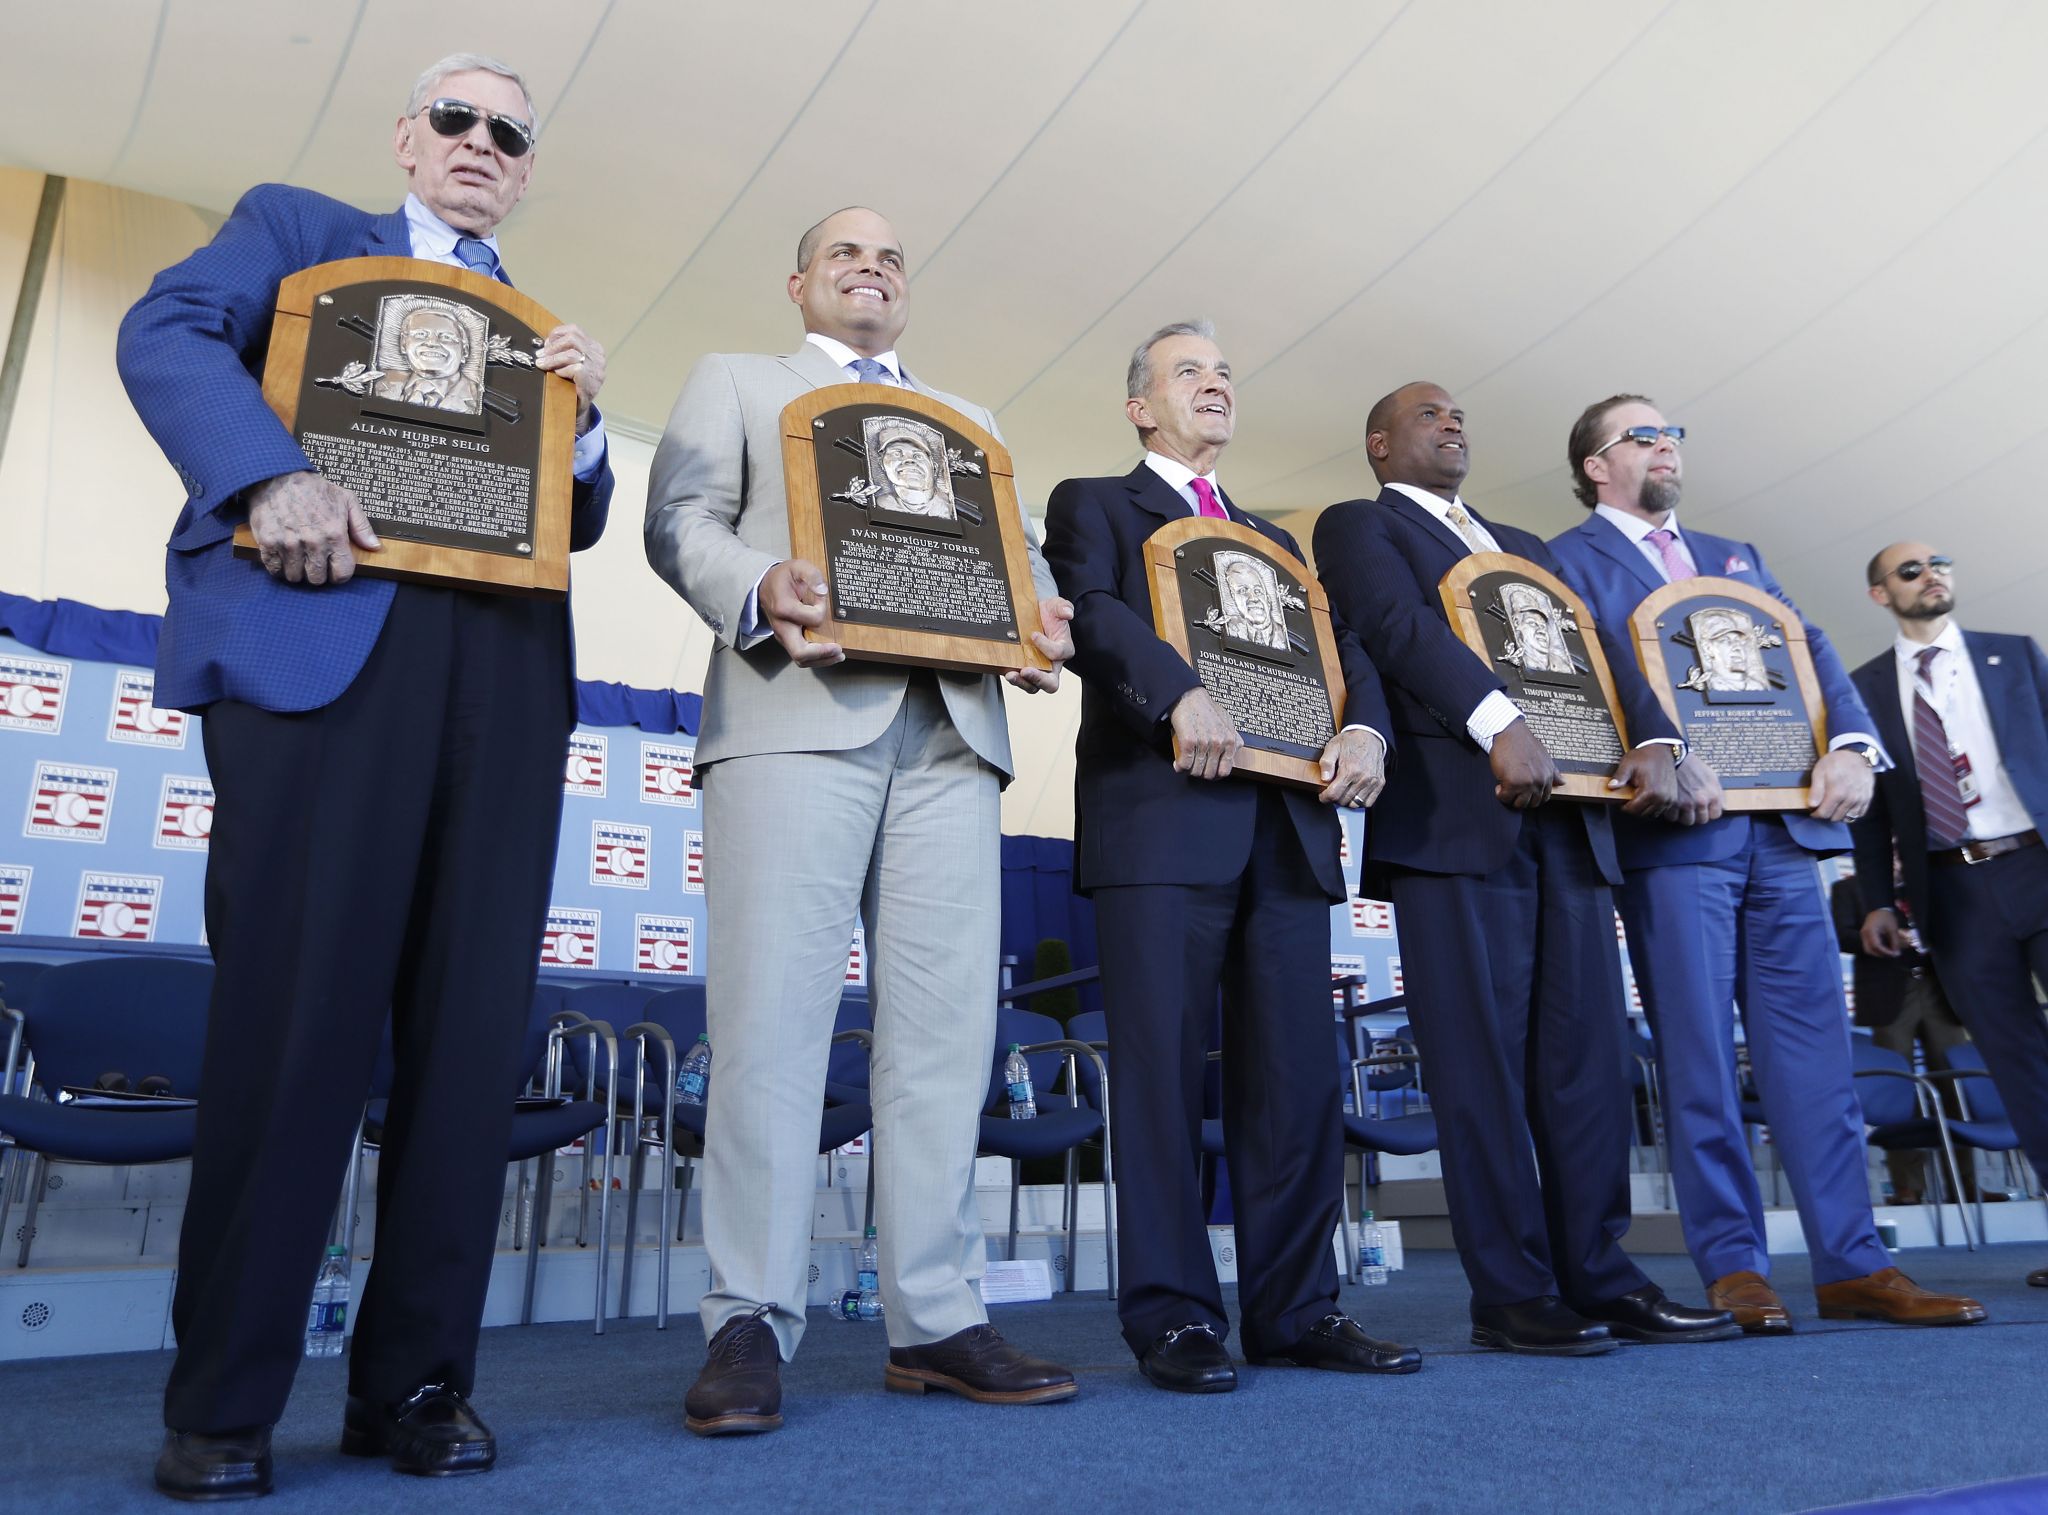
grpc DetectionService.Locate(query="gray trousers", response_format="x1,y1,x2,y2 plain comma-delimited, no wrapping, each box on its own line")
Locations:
697,677,999,1357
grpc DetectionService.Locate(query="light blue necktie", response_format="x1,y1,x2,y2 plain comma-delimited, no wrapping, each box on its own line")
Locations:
453,236,504,283
848,357,892,386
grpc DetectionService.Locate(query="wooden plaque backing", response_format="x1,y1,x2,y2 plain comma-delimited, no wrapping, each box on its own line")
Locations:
1631,576,1828,811
1146,516,1346,789
1439,552,1634,802
781,384,1049,675
233,256,577,596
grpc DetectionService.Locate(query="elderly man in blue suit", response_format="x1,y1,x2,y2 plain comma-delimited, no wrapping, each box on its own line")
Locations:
1853,539,2048,1290
118,52,612,1500
1548,395,1982,1335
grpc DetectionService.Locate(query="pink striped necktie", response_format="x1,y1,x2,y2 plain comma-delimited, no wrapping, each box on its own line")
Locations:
1645,527,1696,582
1913,646,1971,847
1189,477,1228,520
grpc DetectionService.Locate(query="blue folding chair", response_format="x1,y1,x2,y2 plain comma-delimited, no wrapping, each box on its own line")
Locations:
1848,1038,1975,1249
0,957,213,1265
977,1007,1114,1295
1923,1042,2030,1241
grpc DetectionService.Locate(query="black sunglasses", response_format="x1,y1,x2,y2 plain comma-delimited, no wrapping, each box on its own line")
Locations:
422,98,535,158
1883,556,1954,584
1590,424,1686,458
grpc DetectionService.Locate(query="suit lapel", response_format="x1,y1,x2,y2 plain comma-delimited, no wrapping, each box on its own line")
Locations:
778,341,854,391
367,208,411,257
1580,515,1664,598
1865,655,1915,786
1126,463,1196,524
1379,488,1469,562
1965,630,2020,760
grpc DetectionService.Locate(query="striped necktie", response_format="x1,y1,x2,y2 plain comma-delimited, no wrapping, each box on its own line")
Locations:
1444,502,1487,552
1912,646,1971,846
848,357,893,386
1646,527,1697,582
453,236,503,283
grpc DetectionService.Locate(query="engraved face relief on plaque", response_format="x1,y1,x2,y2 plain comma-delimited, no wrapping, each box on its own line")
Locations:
1493,581,1582,686
1204,550,1295,655
1676,606,1784,702
368,296,488,414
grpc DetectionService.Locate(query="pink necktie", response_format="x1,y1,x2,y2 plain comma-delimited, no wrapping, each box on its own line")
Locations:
1189,477,1228,520
1646,527,1696,582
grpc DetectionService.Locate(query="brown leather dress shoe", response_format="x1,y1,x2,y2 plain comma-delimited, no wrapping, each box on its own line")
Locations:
1815,1266,1987,1326
1708,1270,1794,1335
885,1324,1078,1404
684,1304,784,1436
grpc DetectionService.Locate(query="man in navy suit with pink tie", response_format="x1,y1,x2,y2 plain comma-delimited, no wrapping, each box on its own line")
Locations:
1548,394,1983,1334
1043,322,1419,1392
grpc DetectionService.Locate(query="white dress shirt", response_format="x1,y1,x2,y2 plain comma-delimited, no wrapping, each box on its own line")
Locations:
402,195,606,480
1382,483,1524,750
1592,502,1879,759
805,331,906,386
1893,622,2031,840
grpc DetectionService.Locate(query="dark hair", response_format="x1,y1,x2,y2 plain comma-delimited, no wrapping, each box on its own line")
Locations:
1567,393,1655,508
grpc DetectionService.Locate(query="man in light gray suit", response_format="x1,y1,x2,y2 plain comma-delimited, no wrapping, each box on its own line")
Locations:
645,206,1079,1435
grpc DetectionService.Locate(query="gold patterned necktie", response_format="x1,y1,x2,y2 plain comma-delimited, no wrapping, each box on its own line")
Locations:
1445,502,1486,552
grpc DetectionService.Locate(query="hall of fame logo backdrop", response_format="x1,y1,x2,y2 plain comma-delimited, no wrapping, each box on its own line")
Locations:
0,638,1855,1012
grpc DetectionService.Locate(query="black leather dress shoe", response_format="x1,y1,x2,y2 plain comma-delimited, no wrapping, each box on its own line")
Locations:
1248,1312,1422,1374
340,1383,495,1476
1138,1323,1237,1393
1470,1296,1618,1356
684,1304,784,1436
154,1427,273,1502
1580,1285,1740,1344
886,1324,1078,1404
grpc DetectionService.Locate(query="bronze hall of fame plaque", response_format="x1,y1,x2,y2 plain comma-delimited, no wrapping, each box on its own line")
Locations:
1630,576,1827,811
780,385,1050,676
1439,553,1634,802
233,256,577,595
1146,517,1346,789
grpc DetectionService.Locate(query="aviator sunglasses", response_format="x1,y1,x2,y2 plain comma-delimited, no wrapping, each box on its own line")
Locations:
1883,556,1954,584
420,97,535,158
1590,425,1686,458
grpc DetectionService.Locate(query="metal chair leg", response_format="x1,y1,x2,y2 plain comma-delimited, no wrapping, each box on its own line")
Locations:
337,1109,367,1258
1007,1158,1021,1262
1063,1149,1080,1295
522,1156,556,1325
0,1148,16,1262
676,1156,695,1243
621,1130,644,1319
15,1152,45,1267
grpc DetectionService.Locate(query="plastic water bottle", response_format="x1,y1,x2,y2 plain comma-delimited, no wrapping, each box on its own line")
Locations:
832,1288,884,1321
1004,1044,1036,1120
676,1033,711,1106
1358,1211,1388,1287
834,1225,884,1321
304,1246,349,1356
857,1225,880,1296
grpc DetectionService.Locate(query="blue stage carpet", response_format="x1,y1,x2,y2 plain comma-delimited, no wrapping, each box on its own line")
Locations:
5,1244,2046,1514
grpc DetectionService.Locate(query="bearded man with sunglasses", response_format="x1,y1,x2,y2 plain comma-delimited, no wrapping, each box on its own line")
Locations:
1549,397,1984,1334
119,53,612,1501
1853,542,2048,1290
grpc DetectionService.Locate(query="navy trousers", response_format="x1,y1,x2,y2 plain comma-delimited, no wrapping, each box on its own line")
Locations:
1388,805,1648,1310
1091,788,1344,1359
1924,843,2048,1179
164,585,568,1433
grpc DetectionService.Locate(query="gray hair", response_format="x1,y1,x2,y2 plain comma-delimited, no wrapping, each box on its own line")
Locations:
1126,320,1216,401
405,53,538,136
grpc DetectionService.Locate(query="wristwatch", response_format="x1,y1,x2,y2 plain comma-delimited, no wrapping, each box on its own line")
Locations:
1852,742,1882,769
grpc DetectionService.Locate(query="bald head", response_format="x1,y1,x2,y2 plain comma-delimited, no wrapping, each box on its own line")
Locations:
788,206,909,357
1865,538,1956,629
797,206,890,273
